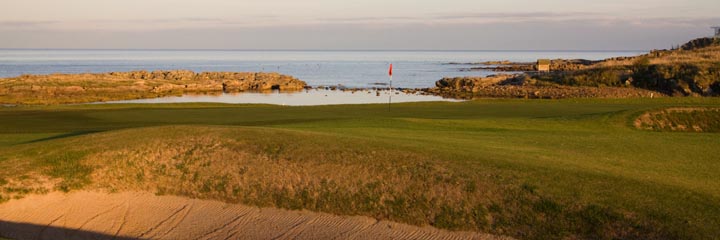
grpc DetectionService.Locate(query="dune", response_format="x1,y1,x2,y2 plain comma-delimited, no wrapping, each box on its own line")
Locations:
0,191,508,240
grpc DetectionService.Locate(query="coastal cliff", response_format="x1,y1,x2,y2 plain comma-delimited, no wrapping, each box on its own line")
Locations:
0,70,307,104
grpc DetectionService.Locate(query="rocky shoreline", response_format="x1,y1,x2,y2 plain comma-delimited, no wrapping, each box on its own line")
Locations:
305,75,663,100
451,59,610,72
3,36,718,105
424,74,663,99
0,70,307,104
0,70,673,105
444,37,720,97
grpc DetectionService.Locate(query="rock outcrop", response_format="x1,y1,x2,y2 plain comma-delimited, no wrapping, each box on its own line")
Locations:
456,38,720,97
680,37,720,50
0,70,307,104
435,74,517,91
428,74,664,99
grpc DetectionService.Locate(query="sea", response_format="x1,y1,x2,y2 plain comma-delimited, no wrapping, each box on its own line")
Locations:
0,49,645,89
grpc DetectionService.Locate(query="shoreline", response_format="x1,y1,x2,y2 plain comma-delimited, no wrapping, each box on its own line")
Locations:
92,88,463,106
2,38,718,105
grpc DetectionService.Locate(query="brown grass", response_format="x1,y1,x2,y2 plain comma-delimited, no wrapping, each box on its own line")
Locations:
634,107,720,132
84,126,497,229
594,45,720,68
0,125,675,239
0,175,55,202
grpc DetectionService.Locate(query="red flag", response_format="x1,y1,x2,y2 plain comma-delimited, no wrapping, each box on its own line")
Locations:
388,64,393,76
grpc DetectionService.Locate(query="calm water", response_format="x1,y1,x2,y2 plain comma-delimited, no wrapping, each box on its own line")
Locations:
0,49,645,88
101,89,462,106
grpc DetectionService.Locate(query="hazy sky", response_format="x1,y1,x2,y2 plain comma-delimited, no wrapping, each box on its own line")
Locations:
1,0,719,50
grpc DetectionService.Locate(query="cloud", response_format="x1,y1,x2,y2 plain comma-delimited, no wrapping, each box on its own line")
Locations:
302,12,604,25
0,16,279,31
0,20,59,29
434,11,602,20
306,12,720,28
1,12,718,32
1,21,708,51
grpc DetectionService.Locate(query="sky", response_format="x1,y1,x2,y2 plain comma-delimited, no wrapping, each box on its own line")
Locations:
1,0,719,50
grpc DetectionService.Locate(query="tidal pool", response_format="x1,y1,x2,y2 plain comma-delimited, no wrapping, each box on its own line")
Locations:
98,89,462,106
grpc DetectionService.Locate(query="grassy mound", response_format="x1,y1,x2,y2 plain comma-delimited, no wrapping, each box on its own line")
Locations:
1,99,719,239
635,107,720,132
0,126,673,239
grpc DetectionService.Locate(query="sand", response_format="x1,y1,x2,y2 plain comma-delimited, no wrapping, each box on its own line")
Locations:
0,191,508,240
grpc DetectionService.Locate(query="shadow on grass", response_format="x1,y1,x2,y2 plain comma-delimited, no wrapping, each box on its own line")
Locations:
236,117,344,127
24,130,105,144
0,220,136,240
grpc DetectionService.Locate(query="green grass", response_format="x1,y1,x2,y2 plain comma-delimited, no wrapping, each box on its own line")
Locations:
41,151,91,192
0,98,719,239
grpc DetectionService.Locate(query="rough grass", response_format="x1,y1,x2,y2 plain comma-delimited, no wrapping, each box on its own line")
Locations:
635,107,720,132
0,98,719,239
533,41,720,96
42,151,91,192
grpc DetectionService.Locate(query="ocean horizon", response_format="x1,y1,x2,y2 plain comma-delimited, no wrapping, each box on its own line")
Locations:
0,49,646,88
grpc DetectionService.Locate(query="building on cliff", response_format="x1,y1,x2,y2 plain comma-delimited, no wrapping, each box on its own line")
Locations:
537,59,551,72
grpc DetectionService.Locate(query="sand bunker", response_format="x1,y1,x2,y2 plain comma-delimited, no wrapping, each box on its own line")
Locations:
0,191,507,240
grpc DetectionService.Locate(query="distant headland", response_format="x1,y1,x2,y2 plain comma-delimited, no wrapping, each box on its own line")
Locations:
431,37,720,99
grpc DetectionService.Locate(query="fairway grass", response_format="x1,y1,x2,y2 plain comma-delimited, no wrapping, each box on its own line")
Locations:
1,98,719,239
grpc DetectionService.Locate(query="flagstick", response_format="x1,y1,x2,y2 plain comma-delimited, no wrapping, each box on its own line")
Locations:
388,75,392,111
